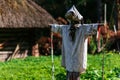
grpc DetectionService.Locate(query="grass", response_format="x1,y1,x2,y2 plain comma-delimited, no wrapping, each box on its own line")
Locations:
81,52,120,80
0,52,119,80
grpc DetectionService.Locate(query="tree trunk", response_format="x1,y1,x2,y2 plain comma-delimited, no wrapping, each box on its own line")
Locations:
96,0,102,22
114,0,118,30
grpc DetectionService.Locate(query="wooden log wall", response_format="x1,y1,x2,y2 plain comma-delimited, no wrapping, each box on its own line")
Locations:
0,28,50,61
0,28,29,51
0,28,30,61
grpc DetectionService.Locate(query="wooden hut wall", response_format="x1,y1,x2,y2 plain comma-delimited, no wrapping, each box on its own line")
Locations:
0,28,50,55
0,28,30,52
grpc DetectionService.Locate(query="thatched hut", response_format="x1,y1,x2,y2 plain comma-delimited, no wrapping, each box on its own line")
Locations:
0,0,57,61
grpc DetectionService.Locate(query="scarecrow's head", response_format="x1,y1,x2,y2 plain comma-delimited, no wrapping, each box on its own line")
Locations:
65,5,83,24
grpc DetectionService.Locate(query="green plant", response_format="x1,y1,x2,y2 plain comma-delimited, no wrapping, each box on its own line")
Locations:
88,36,97,54
0,53,119,80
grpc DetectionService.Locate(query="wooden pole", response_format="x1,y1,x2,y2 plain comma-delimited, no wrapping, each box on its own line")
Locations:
104,4,107,25
102,4,107,80
51,27,54,80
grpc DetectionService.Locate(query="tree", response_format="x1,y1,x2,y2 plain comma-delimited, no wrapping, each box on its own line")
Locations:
96,0,102,22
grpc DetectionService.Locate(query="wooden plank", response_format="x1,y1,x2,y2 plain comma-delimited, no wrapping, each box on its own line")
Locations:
0,51,13,54
0,54,9,62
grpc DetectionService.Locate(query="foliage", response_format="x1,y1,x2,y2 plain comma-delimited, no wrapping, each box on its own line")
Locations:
0,53,119,80
88,36,97,54
81,52,120,80
0,56,66,80
33,0,117,24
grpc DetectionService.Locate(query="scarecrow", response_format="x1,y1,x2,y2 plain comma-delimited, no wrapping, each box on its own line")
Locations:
51,5,101,80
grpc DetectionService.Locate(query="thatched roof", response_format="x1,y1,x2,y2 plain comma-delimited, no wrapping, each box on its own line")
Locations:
0,0,57,28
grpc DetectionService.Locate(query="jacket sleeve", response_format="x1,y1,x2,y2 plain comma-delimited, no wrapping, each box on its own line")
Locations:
85,24,98,36
51,24,62,34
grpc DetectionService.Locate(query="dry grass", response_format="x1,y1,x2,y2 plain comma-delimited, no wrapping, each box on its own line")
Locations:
0,0,57,28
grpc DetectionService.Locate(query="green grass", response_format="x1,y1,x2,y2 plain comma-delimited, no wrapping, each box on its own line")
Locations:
81,52,120,80
0,52,120,80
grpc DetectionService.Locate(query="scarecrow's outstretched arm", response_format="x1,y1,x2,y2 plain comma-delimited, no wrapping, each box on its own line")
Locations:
49,24,66,34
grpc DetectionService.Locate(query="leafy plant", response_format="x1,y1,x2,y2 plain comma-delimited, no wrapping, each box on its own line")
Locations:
88,36,97,54
0,53,119,80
